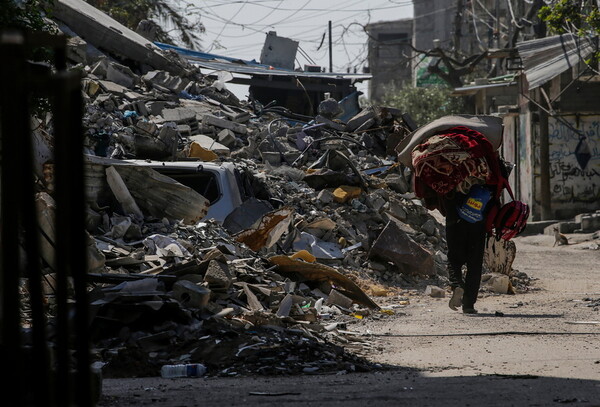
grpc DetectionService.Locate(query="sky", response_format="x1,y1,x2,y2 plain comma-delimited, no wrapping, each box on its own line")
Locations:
177,0,414,99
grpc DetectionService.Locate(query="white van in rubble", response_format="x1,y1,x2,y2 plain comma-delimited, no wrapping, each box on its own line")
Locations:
84,155,254,223
122,160,245,223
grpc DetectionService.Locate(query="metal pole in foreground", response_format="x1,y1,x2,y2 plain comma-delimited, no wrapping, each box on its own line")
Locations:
328,20,333,72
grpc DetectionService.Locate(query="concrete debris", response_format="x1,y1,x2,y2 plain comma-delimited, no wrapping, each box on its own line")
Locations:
234,206,294,252
369,218,436,276
26,1,543,381
482,273,512,294
424,285,446,298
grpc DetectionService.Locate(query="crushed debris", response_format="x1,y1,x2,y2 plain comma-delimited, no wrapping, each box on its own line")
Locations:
18,1,536,380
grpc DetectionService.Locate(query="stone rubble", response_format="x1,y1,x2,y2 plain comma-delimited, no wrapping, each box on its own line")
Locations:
24,17,548,379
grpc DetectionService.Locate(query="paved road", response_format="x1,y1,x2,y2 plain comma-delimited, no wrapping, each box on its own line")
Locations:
98,233,600,406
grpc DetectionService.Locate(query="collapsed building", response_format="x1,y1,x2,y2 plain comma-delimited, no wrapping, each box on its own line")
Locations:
0,2,543,402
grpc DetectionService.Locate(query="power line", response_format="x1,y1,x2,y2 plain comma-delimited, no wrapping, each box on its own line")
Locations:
195,0,413,71
206,0,249,52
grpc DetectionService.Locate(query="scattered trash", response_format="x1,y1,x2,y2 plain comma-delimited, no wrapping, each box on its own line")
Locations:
161,364,207,378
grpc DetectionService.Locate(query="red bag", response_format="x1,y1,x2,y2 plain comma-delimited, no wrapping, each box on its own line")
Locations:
491,182,529,240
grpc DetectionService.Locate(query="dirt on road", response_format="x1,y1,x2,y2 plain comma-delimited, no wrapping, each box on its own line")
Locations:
98,233,600,407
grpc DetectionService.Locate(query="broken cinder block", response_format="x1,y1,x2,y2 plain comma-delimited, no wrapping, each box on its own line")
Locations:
172,280,211,309
203,260,233,290
217,128,236,148
201,114,247,135
326,289,353,309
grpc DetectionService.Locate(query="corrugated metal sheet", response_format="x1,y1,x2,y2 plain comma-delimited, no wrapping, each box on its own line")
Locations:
451,80,517,95
516,34,596,89
154,42,372,82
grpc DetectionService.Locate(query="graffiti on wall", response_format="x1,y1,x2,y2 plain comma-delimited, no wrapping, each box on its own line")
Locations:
548,116,600,203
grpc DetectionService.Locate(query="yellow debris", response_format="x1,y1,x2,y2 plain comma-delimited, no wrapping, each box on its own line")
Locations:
290,250,316,263
332,185,362,203
188,142,218,161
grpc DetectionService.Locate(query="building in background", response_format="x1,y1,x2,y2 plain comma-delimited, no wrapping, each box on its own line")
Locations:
366,0,531,101
365,19,413,101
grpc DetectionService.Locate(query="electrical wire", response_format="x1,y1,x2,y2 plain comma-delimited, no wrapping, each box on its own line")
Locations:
506,0,524,29
470,0,485,48
196,0,413,72
206,0,249,52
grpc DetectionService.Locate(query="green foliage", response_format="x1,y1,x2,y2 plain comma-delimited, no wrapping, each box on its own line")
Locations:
0,1,56,116
0,0,55,32
379,84,465,127
538,0,599,35
539,0,600,65
86,0,204,50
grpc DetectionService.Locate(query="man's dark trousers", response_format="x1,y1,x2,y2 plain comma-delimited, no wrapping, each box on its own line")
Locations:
445,215,487,309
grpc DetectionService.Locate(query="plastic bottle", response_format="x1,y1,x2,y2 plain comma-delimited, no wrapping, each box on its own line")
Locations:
160,363,207,378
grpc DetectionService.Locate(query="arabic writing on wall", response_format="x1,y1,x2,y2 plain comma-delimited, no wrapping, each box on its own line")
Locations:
548,117,600,203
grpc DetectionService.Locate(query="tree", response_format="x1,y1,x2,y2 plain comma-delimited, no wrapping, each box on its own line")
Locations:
379,84,465,127
404,0,548,89
85,0,205,50
538,0,599,62
0,0,55,34
538,0,600,36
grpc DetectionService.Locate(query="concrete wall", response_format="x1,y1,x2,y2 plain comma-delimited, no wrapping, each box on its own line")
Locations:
413,0,455,50
501,115,518,197
546,115,600,217
366,19,413,101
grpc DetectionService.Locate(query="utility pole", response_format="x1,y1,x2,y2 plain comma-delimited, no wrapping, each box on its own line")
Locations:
537,5,551,220
452,0,464,58
328,20,333,72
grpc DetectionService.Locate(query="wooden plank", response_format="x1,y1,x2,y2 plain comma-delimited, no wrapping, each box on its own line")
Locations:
105,166,144,219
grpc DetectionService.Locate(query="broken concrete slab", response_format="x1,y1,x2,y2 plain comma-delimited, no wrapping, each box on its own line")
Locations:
369,217,435,276
162,107,197,124
66,35,88,64
143,70,192,94
201,114,247,135
54,0,176,73
98,80,128,97
346,108,376,132
234,207,294,252
217,128,236,148
222,198,274,235
91,58,140,89
325,289,353,309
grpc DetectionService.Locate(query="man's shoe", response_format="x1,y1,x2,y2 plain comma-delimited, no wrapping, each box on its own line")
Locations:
449,287,464,311
462,306,478,314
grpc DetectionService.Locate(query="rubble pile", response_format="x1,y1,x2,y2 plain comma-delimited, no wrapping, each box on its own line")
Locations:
25,10,505,379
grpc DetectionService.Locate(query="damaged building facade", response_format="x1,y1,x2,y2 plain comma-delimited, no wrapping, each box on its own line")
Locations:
452,34,600,224
365,0,600,223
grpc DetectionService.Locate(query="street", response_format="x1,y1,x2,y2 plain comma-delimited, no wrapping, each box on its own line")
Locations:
98,232,600,406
